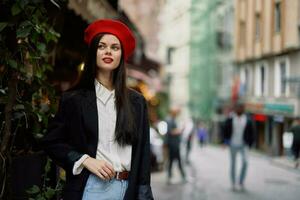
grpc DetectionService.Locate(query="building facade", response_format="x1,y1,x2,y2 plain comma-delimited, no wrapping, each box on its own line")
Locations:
211,0,235,143
119,0,161,61
158,0,225,122
234,0,300,156
215,0,235,103
189,0,219,121
158,0,192,120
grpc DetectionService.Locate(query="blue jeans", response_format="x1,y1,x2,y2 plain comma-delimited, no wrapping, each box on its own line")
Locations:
82,174,128,200
230,145,248,185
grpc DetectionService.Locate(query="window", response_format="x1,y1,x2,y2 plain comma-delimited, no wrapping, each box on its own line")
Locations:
255,13,261,41
217,31,231,49
240,22,246,47
217,31,224,49
167,47,175,64
240,67,251,96
245,68,250,94
275,57,290,97
245,68,249,92
255,63,268,97
280,61,286,94
260,65,265,95
240,68,246,96
274,2,281,33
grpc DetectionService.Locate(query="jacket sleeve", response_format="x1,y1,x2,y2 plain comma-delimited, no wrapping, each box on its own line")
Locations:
222,118,231,145
137,98,154,200
247,118,256,148
40,94,84,173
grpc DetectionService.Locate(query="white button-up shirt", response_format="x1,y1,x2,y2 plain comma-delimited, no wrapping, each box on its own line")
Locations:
73,80,132,175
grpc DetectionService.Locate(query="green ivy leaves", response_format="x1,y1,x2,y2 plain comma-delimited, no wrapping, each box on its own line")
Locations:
11,3,21,16
26,159,62,200
0,22,8,32
16,20,32,38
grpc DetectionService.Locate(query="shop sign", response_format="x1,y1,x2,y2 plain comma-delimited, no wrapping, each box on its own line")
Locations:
246,102,295,116
264,103,294,115
253,114,267,122
245,103,264,112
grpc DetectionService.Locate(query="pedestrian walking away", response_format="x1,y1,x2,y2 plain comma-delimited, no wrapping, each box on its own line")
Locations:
41,19,153,200
288,118,300,168
164,107,186,184
223,102,255,191
182,117,195,164
196,121,208,148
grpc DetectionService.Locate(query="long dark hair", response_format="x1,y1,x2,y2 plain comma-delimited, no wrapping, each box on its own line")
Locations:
78,34,137,146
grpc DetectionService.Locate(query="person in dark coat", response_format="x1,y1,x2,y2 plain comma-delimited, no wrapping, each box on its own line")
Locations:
165,107,186,184
223,102,255,191
41,19,153,200
289,118,300,168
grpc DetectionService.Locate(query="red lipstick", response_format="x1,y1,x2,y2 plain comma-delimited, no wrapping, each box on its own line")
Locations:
103,57,113,64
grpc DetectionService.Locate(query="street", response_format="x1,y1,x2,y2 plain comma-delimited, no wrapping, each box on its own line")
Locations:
151,143,300,200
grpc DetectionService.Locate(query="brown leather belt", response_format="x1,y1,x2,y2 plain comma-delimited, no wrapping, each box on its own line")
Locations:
115,171,129,180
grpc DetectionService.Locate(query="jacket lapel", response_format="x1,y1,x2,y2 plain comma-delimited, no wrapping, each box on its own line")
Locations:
81,89,99,142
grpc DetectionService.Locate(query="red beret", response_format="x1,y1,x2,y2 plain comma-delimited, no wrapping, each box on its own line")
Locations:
84,19,136,60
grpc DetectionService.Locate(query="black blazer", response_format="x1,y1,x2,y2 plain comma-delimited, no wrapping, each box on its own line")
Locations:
41,88,153,200
223,115,255,147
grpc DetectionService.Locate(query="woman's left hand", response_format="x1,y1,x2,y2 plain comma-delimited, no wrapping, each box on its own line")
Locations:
82,157,115,180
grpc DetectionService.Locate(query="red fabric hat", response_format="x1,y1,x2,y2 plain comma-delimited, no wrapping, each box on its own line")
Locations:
84,19,136,60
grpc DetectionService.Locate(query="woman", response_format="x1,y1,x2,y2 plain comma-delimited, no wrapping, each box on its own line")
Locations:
41,19,153,200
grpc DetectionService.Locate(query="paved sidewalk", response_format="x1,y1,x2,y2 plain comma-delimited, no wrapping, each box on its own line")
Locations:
151,144,300,200
271,156,300,172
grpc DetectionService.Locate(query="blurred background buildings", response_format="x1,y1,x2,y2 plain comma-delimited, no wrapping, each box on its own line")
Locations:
234,0,300,156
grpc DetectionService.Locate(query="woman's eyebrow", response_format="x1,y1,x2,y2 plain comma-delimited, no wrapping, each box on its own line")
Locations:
98,41,120,46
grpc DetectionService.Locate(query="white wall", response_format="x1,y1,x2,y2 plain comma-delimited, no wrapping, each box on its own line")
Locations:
158,0,191,119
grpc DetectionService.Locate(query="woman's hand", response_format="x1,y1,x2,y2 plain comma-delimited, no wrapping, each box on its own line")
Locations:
82,157,115,180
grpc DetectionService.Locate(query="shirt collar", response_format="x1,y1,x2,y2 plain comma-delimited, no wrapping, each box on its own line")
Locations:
233,113,246,119
94,79,115,104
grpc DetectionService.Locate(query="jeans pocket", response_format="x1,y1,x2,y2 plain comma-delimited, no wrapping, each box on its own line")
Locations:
85,176,114,193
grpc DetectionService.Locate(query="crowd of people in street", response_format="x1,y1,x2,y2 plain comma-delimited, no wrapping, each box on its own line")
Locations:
149,100,300,195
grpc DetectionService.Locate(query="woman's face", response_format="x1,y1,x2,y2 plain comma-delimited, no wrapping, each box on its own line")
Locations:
96,34,122,72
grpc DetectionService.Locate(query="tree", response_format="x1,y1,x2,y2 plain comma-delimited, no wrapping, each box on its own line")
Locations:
0,0,61,198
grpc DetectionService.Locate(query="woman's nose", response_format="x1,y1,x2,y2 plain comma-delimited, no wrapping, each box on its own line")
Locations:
105,47,112,54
